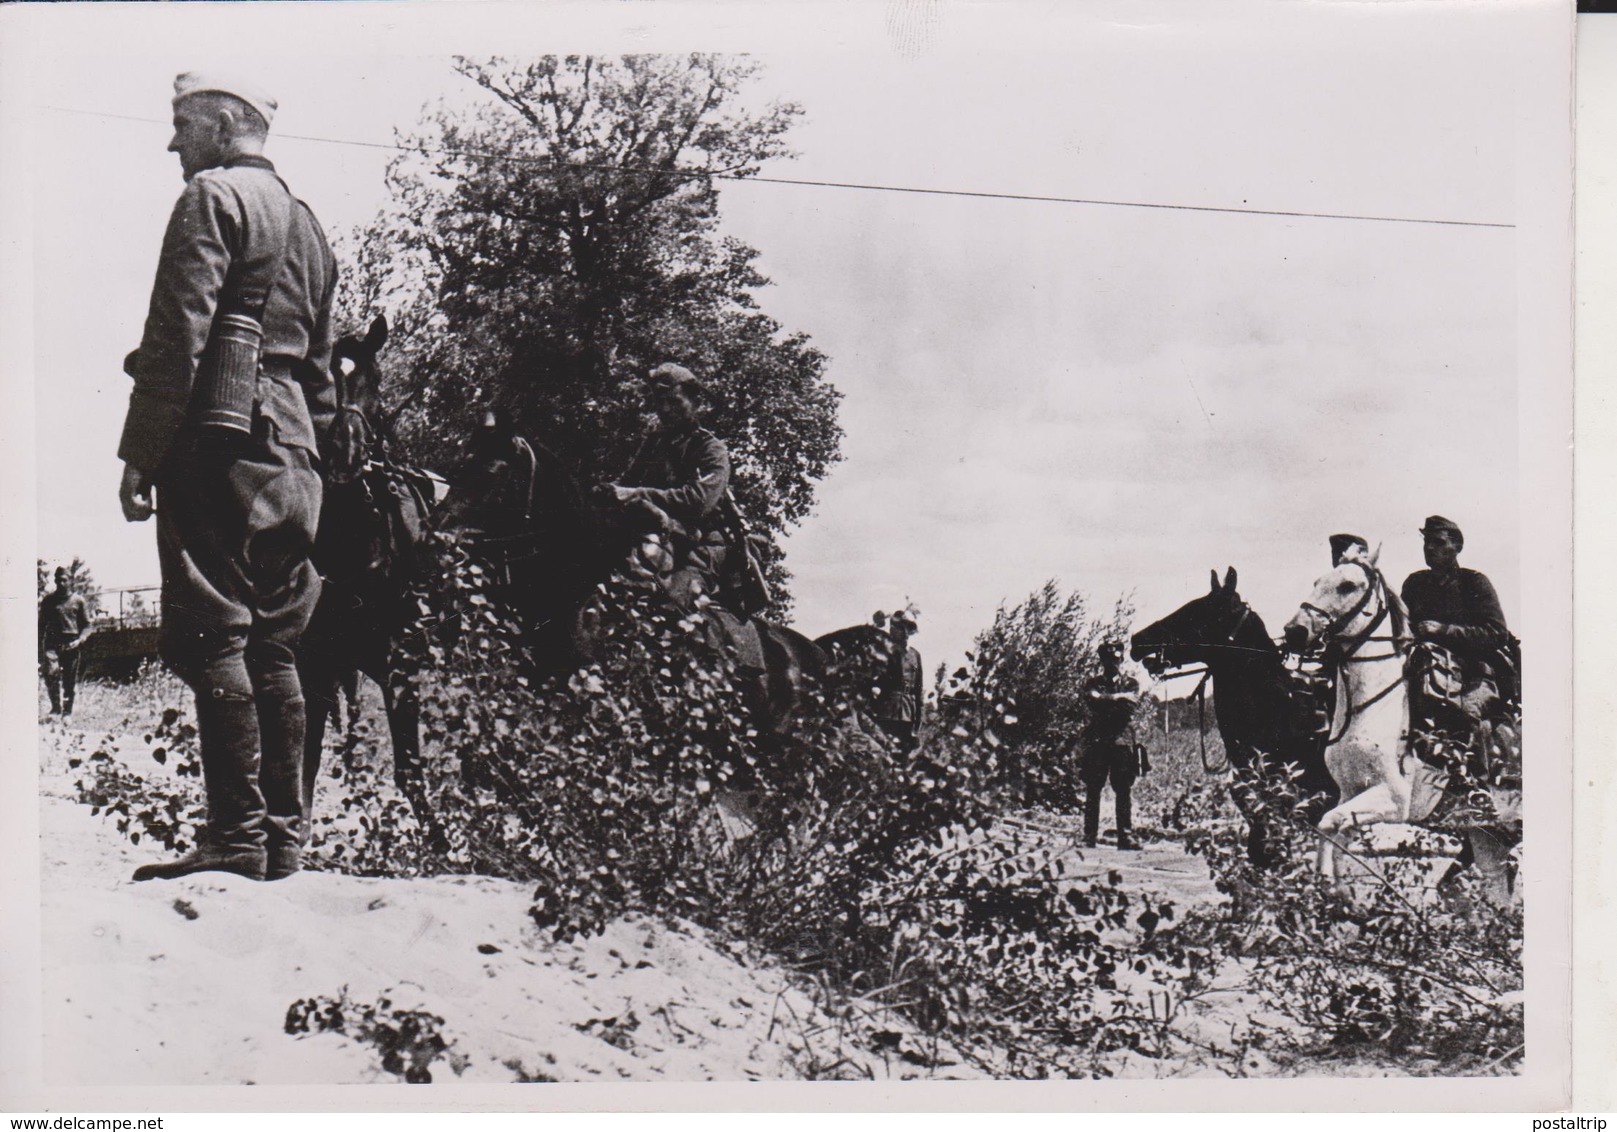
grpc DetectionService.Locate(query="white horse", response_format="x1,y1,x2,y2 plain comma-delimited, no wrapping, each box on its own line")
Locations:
1281,547,1516,904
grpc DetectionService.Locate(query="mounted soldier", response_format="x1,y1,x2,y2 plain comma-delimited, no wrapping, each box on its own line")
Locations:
602,363,739,614
1400,515,1519,775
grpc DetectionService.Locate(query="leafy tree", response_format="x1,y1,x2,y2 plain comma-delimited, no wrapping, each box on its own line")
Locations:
340,54,843,611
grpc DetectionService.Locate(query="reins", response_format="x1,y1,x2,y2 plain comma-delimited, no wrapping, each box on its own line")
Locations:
1307,560,1410,747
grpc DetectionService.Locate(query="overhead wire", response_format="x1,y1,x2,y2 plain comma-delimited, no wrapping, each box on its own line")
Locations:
41,103,1513,231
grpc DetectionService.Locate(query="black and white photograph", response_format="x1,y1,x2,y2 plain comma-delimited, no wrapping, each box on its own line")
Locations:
0,0,1577,1111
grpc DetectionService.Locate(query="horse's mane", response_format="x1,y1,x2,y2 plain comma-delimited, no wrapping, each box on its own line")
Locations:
1381,571,1412,653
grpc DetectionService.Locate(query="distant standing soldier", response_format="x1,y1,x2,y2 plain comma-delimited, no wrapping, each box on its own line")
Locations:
1080,640,1149,851
39,567,93,717
118,72,338,882
873,609,923,752
604,363,731,611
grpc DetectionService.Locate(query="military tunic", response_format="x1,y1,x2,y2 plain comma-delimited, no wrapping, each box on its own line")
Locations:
121,154,336,852
617,424,731,607
875,643,924,750
38,587,92,713
1402,565,1510,728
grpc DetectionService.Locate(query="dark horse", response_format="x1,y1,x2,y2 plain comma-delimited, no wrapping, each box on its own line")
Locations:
436,411,885,747
297,316,449,847
1130,567,1339,866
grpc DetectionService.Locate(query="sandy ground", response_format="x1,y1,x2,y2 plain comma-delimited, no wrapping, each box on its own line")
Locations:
34,678,1480,1086
35,708,977,1086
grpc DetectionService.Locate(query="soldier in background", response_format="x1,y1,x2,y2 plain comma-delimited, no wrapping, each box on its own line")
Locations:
872,609,924,752
119,72,337,882
39,567,93,717
1080,640,1148,851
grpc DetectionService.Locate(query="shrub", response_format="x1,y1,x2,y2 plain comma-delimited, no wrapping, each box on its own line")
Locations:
1174,767,1523,1071
950,581,1133,809
67,705,204,854
284,987,469,1082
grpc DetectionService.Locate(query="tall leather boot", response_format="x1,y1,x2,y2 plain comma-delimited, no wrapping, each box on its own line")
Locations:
258,695,307,880
1082,779,1103,848
1115,781,1141,850
133,691,267,881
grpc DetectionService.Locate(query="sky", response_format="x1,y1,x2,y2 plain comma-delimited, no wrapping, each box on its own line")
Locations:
7,0,1561,690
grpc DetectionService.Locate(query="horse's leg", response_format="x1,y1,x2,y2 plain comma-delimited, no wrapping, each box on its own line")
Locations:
1316,780,1410,896
378,663,449,854
296,650,340,839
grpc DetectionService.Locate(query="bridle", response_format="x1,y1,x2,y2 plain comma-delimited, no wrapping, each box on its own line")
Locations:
1293,559,1409,745
1140,596,1259,774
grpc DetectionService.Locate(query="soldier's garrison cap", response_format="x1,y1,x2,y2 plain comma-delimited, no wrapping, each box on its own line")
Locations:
173,71,278,129
1419,515,1463,541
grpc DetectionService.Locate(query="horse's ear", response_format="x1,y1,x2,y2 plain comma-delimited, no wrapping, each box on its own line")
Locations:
1368,543,1381,567
1223,567,1238,593
365,315,388,353
1210,569,1220,594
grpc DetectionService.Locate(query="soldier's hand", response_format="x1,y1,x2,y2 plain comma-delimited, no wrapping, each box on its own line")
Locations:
1415,620,1444,640
120,464,155,522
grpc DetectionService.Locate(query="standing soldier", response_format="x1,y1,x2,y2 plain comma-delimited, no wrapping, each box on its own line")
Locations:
604,363,731,611
872,609,924,752
1080,640,1148,851
39,567,93,717
119,72,337,882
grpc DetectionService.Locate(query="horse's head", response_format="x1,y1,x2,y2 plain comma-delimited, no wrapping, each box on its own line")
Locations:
329,315,390,483
1131,567,1257,675
1282,546,1392,654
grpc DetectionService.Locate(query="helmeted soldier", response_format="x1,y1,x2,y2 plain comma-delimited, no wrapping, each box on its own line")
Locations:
872,609,924,752
1080,640,1149,851
604,363,731,611
119,71,338,882
39,567,93,716
1401,515,1511,739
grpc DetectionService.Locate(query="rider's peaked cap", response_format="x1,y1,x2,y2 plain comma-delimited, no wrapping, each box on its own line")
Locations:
1419,515,1463,540
646,362,706,397
173,71,278,130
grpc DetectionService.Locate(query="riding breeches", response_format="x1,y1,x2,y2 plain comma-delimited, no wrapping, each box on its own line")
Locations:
669,544,727,612
154,432,322,851
40,644,81,713
1081,741,1139,840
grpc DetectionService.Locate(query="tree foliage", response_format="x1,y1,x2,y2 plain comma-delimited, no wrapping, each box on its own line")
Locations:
339,54,843,609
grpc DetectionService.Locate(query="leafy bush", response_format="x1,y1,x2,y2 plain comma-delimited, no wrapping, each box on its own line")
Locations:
950,581,1133,809
1174,767,1523,1071
67,705,204,854
285,986,469,1082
